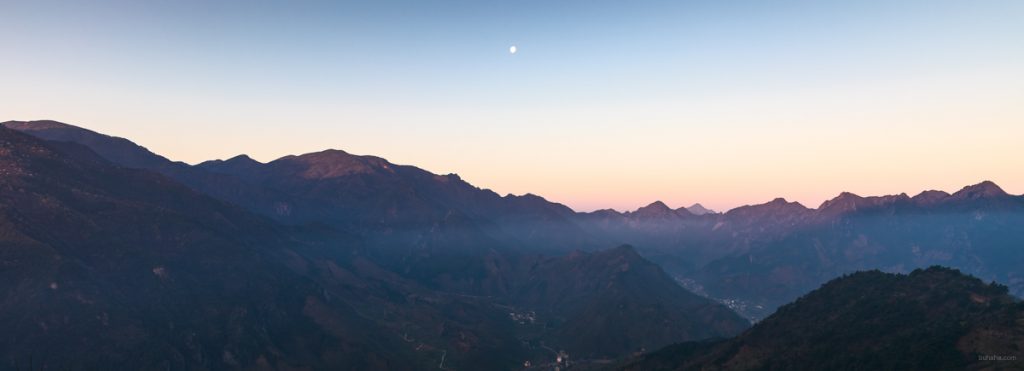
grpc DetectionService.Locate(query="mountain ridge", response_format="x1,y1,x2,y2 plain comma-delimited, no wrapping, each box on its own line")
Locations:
6,120,1019,217
621,266,1024,371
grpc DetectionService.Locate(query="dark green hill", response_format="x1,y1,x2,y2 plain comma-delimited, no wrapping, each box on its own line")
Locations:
623,266,1024,371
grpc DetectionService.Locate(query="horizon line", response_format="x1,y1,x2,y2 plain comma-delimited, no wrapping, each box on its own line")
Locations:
3,119,1018,214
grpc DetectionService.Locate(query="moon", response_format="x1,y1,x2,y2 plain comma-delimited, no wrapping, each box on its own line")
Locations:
509,45,517,54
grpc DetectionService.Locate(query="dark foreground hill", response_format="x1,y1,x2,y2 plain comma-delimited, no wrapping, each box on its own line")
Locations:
621,267,1024,371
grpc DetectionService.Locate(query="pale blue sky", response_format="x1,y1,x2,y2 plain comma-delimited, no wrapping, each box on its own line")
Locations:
3,0,1023,211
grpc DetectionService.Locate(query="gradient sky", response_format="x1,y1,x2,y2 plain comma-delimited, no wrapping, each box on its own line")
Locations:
2,0,1022,212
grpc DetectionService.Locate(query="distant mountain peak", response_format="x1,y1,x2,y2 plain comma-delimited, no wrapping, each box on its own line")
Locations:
818,192,864,211
912,189,951,205
631,201,685,218
293,148,353,160
818,191,912,214
951,180,1009,199
273,149,393,179
643,200,671,211
315,148,348,155
685,203,716,215
733,198,811,219
226,154,259,163
201,154,262,166
196,154,264,175
755,197,805,209
587,209,625,218
725,197,810,221
505,192,548,203
766,197,808,209
2,119,78,131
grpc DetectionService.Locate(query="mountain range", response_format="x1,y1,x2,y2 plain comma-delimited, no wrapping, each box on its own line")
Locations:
2,119,1023,369
0,121,747,369
6,120,1023,309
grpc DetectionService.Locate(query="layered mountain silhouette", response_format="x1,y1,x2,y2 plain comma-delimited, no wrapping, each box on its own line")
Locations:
4,119,1024,368
9,121,1024,310
685,203,716,215
570,184,1024,320
621,267,1024,370
0,122,748,369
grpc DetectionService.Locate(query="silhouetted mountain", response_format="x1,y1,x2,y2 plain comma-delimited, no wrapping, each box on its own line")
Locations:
816,192,911,216
684,203,715,215
952,180,1010,200
196,154,263,175
724,197,812,226
912,189,952,206
630,201,690,220
622,267,1024,370
944,181,1021,211
2,120,173,169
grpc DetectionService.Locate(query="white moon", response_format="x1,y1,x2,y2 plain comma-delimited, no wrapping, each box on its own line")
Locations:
509,45,517,54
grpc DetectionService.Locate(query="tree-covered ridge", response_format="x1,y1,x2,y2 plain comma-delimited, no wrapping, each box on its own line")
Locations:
624,266,1024,371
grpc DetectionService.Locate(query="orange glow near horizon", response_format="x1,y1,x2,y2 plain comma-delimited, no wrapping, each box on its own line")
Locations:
3,1,1022,213
4,71,1022,213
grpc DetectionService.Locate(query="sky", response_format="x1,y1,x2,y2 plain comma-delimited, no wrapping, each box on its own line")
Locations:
2,0,1023,212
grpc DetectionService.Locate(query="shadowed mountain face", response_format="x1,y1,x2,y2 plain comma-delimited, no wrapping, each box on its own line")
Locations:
622,267,1024,371
0,127,420,370
0,122,748,369
509,246,748,358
